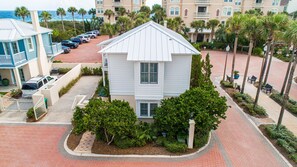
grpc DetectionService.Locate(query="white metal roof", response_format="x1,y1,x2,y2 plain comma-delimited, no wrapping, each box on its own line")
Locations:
0,19,52,42
99,21,200,62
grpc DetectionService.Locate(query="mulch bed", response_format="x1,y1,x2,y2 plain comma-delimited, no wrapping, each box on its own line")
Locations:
26,112,47,122
91,140,199,155
67,132,83,150
259,125,297,167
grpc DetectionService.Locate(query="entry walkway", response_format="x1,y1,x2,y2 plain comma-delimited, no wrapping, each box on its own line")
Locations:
227,76,297,136
40,76,100,124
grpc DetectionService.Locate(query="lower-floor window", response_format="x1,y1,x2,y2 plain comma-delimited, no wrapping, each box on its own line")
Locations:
139,102,158,117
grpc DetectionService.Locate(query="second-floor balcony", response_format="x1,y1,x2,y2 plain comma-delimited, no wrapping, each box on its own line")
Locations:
0,51,27,67
45,43,63,57
194,12,210,18
195,0,210,4
113,0,121,6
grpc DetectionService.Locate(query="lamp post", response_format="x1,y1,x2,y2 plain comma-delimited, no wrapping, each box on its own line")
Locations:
223,45,230,81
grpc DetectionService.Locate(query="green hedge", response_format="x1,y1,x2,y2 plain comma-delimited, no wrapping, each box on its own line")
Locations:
265,124,297,163
81,67,102,76
59,75,81,97
58,68,71,74
220,81,233,88
270,92,297,115
165,142,187,153
252,47,264,57
27,107,34,119
274,54,291,62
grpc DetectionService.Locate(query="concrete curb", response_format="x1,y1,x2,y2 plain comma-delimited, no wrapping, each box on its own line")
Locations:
63,130,213,159
215,77,292,167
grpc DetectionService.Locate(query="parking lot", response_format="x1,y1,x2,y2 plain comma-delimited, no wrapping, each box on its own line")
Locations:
54,35,109,63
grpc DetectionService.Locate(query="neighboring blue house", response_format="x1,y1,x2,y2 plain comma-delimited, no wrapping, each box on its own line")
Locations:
0,16,63,89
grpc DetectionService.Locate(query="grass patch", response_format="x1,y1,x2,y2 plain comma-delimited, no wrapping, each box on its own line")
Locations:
262,124,297,165
59,74,81,97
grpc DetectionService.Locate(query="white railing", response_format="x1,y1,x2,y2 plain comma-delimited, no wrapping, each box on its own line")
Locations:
0,55,12,65
194,12,210,18
13,51,26,65
195,0,210,3
45,43,63,56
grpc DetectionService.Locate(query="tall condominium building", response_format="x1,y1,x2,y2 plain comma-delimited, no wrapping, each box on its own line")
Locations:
95,0,146,23
163,0,286,42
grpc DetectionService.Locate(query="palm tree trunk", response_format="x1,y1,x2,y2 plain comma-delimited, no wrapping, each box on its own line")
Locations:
277,47,297,129
281,47,293,95
210,28,214,42
241,40,253,94
45,20,48,28
230,34,238,83
22,16,25,22
72,13,76,33
61,16,65,31
82,15,85,32
263,42,275,85
254,38,272,107
223,50,229,81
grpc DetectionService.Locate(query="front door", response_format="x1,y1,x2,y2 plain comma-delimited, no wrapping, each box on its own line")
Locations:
18,68,25,82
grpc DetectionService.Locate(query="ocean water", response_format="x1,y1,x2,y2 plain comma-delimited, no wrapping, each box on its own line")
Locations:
0,10,93,22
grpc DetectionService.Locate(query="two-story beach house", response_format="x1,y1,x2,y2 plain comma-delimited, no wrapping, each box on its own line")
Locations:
0,11,62,89
99,21,199,118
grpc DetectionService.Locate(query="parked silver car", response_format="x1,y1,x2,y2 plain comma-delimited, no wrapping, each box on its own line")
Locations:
22,76,57,98
76,35,91,43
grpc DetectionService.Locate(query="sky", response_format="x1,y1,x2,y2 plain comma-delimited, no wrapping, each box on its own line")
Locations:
0,0,162,10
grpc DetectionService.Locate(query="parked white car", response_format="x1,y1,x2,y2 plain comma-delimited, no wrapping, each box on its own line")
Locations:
76,35,90,43
85,31,97,38
21,76,57,98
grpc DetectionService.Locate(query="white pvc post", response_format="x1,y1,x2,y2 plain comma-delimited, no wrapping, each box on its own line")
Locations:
188,119,196,149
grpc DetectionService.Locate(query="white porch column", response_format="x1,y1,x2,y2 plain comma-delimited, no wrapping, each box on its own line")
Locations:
103,71,106,87
190,33,194,43
13,68,22,89
30,11,50,76
188,119,196,149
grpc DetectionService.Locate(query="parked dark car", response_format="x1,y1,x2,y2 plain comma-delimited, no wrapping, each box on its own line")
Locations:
61,40,79,49
70,37,82,44
62,46,71,54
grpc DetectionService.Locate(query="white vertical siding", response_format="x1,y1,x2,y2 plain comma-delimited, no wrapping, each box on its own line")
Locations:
164,55,192,96
134,62,164,100
108,54,134,95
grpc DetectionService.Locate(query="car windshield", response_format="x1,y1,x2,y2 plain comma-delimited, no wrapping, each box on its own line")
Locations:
22,83,38,90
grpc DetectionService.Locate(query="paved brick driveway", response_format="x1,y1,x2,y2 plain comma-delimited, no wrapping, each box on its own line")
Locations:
54,35,109,63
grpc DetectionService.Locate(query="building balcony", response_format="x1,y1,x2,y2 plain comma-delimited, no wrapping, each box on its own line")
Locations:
113,0,121,6
194,12,210,18
194,0,210,4
253,2,263,8
45,43,63,57
0,51,27,67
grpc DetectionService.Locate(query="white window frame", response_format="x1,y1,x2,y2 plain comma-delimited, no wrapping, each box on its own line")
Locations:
170,0,180,3
272,0,279,6
235,0,241,5
224,0,232,2
2,43,11,55
170,6,180,16
11,42,20,54
97,8,104,14
137,101,159,118
271,8,278,13
222,6,233,16
140,62,158,84
133,0,139,5
27,37,34,52
97,0,103,4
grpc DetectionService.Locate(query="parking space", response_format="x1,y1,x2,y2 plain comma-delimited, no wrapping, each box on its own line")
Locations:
54,35,109,63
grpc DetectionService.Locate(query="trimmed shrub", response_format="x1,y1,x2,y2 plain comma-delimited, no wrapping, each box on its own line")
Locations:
194,133,209,148
290,153,297,163
165,142,187,153
27,108,34,119
114,138,135,149
93,67,102,76
58,68,71,74
53,60,63,63
72,107,87,135
59,75,81,97
253,47,263,57
274,54,291,62
10,89,22,98
81,67,93,75
270,92,297,115
156,136,168,146
220,81,233,88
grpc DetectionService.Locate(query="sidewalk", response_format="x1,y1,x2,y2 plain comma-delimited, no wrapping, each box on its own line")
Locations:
229,76,297,136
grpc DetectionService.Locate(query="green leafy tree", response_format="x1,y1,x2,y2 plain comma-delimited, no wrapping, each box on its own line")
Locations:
206,19,220,42
56,7,66,31
167,17,185,33
67,7,78,33
245,9,264,16
128,11,137,21
151,4,166,23
154,87,228,139
191,20,205,40
100,23,116,38
15,6,30,21
117,7,126,16
40,11,52,28
78,8,87,31
88,8,96,18
139,6,151,17
116,16,132,34
104,9,115,23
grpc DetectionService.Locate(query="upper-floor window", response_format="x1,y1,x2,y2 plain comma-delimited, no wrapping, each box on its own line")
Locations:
184,9,188,17
3,43,11,55
97,8,104,14
133,0,139,5
170,7,180,16
224,0,232,2
170,0,180,2
222,7,232,16
235,0,241,5
11,42,19,54
271,8,278,13
255,0,262,3
27,37,34,52
234,8,241,13
114,0,121,2
272,0,279,6
97,0,103,5
140,63,158,84
198,6,207,13
216,9,220,16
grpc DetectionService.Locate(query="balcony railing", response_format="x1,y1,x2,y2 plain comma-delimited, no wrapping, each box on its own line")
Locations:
253,2,263,7
45,43,63,57
195,0,210,4
194,12,210,18
0,51,27,66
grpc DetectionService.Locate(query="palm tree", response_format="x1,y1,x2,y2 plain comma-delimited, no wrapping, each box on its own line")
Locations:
241,15,263,93
277,21,297,129
104,9,115,23
68,7,78,33
226,13,246,83
100,23,116,38
40,11,52,28
206,19,220,42
117,7,126,16
134,13,150,27
56,8,66,31
116,16,132,34
15,6,30,22
139,6,151,17
254,14,289,107
191,20,205,41
151,4,166,24
128,11,137,21
78,8,87,31
88,8,96,18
